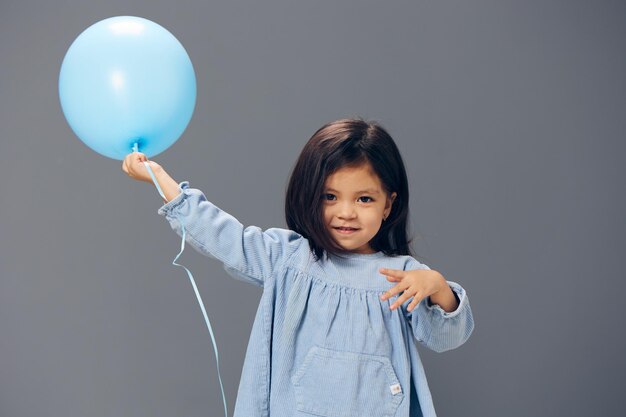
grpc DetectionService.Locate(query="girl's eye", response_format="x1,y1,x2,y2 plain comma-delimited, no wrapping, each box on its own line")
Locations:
323,194,373,202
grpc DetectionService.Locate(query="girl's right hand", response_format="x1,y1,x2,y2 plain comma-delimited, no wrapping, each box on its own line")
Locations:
122,152,163,183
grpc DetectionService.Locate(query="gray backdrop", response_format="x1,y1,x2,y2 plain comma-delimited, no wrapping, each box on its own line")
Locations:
1,0,625,416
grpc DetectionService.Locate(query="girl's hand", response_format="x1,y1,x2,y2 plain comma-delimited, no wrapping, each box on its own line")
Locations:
379,268,446,312
122,152,163,183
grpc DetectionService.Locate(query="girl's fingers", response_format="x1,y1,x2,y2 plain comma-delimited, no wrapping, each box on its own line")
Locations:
380,268,403,284
407,298,419,312
122,152,152,180
390,291,412,310
380,282,407,301
124,154,135,170
394,291,421,311
379,268,404,277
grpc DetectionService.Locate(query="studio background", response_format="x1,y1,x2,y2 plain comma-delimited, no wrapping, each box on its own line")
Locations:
1,1,624,416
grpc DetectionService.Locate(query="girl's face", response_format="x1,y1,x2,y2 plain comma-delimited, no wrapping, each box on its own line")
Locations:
322,163,396,254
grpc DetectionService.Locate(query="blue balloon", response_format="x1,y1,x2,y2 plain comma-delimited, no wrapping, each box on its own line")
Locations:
59,16,196,160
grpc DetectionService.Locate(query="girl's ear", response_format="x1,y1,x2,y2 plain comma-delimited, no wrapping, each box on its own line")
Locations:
385,192,397,216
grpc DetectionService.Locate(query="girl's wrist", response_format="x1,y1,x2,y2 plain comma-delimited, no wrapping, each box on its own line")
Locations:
153,168,181,203
429,272,458,313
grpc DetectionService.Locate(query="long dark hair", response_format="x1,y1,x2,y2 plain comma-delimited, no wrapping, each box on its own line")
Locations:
285,117,414,261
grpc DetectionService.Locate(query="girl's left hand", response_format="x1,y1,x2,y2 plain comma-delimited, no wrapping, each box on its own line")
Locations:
379,268,446,312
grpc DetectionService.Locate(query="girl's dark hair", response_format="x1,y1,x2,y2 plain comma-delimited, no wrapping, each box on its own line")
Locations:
285,117,414,261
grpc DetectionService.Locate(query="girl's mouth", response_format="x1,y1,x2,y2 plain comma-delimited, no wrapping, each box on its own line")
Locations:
334,227,358,234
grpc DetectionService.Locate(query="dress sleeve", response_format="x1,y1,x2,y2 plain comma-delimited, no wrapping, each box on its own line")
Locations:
400,258,475,353
157,181,304,287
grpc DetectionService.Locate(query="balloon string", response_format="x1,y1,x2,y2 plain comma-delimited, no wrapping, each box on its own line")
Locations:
170,215,229,417
131,143,229,417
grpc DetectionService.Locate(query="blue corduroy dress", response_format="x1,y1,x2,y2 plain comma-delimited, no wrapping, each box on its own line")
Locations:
158,181,475,417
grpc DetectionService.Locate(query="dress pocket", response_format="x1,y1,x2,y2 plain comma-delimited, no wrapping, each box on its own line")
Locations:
290,345,404,417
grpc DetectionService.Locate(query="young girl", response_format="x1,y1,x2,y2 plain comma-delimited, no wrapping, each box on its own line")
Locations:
122,118,474,417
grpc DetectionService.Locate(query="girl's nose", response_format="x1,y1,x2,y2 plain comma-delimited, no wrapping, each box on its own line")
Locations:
337,203,357,218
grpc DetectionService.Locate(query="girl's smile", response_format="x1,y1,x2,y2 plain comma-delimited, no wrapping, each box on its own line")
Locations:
334,227,359,235
333,226,359,234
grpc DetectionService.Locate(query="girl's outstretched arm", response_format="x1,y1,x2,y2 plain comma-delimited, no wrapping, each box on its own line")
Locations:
122,152,305,287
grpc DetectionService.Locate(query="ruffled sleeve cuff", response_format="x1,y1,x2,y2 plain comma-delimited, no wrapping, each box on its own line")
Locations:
425,281,467,319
